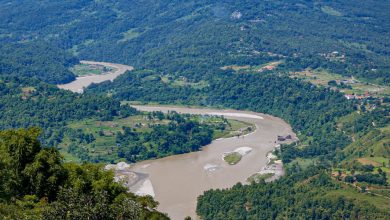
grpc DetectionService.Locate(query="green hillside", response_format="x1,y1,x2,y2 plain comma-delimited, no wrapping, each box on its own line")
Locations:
0,0,389,84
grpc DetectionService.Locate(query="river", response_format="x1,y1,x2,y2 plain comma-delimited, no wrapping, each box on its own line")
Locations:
57,62,295,219
129,105,295,220
57,61,133,93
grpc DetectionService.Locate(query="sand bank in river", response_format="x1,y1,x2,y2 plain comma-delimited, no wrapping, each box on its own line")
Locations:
233,146,253,155
135,179,155,197
209,112,263,119
105,162,156,198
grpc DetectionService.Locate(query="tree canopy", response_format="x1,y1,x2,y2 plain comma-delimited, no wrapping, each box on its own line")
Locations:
0,128,168,219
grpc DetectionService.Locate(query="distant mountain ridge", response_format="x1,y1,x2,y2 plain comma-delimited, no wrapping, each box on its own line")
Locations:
0,0,389,84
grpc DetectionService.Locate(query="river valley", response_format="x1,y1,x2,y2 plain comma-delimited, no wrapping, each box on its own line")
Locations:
58,62,296,219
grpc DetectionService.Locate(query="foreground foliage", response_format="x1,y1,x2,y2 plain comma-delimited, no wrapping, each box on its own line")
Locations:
0,128,168,219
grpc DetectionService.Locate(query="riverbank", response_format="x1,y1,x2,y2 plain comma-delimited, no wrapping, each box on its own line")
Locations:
57,61,133,93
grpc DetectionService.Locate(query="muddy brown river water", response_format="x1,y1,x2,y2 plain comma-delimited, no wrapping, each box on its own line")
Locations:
57,61,133,93
130,106,295,220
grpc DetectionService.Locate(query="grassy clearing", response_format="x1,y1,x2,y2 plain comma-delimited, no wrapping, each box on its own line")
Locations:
118,29,141,42
368,157,389,165
288,158,318,170
325,187,390,211
69,39,95,56
214,120,255,139
342,124,390,160
221,60,283,73
321,6,342,16
254,61,283,72
370,189,390,198
161,76,209,89
337,112,360,130
223,152,242,165
221,65,251,71
61,114,154,161
61,149,82,163
290,68,389,97
70,63,114,76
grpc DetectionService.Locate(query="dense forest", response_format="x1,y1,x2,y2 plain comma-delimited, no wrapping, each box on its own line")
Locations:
197,167,389,220
0,128,168,219
0,41,78,84
0,0,389,84
113,112,214,161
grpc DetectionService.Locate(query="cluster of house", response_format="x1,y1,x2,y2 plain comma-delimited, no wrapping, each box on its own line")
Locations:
231,11,242,19
340,79,357,84
344,92,371,100
321,51,346,62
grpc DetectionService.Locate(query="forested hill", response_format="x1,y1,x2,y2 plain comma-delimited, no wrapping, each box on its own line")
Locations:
0,76,137,146
0,0,389,84
197,167,390,219
0,41,78,84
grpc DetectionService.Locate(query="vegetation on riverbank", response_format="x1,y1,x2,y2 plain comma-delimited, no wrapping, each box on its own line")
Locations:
61,111,246,163
70,63,114,76
247,173,274,183
197,168,389,220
